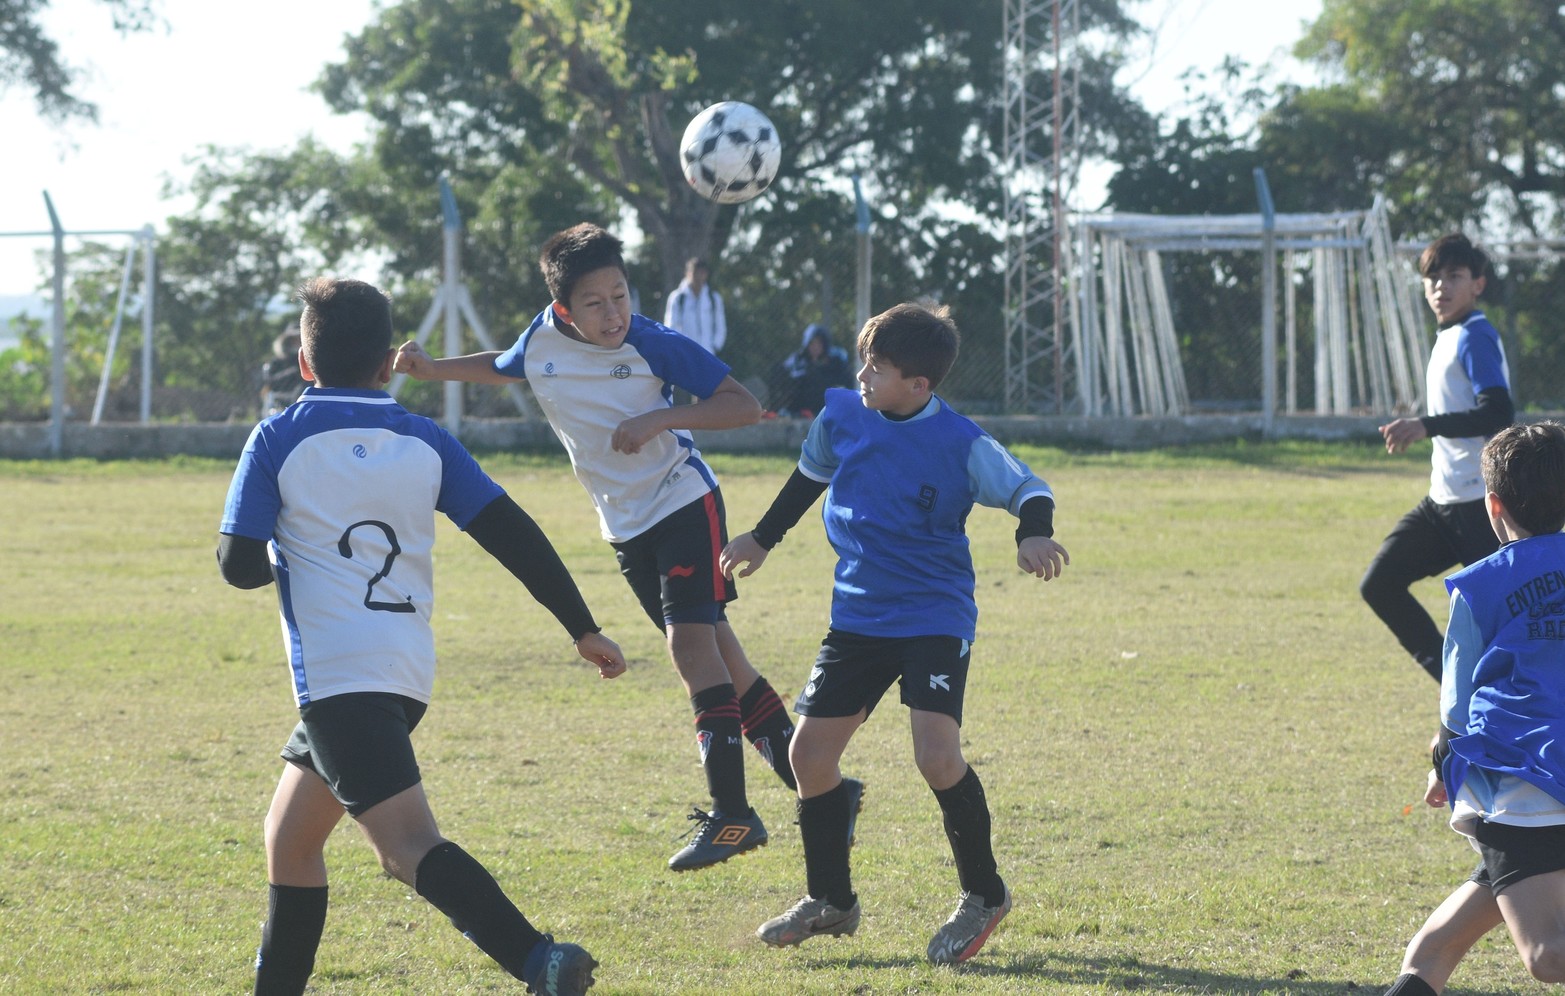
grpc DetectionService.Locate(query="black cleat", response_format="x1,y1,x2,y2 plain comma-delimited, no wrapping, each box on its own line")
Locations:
668,807,768,871
523,936,597,996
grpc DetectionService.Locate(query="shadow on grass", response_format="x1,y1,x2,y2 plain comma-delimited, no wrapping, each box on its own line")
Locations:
813,949,1525,996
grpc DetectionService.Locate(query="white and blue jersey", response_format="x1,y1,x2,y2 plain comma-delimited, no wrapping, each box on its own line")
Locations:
1441,532,1565,831
1427,311,1509,503
798,388,1054,641
495,310,729,542
220,388,503,706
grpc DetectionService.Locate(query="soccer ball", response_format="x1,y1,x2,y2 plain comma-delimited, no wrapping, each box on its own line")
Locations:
679,101,782,205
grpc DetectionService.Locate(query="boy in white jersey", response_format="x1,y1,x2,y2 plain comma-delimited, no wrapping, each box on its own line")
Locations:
218,278,627,996
394,224,852,871
1383,421,1565,996
1363,233,1514,681
721,303,1069,965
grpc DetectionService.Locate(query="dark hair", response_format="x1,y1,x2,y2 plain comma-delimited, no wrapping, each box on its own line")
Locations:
539,224,628,307
1481,421,1565,536
855,302,960,389
1419,232,1490,281
296,277,393,387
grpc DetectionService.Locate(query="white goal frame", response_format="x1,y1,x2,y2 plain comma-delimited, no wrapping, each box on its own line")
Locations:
1066,195,1426,421
3,191,156,455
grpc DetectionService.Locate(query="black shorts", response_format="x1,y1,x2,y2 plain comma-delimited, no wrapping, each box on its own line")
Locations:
280,692,428,817
611,490,735,628
795,630,972,726
1470,819,1565,893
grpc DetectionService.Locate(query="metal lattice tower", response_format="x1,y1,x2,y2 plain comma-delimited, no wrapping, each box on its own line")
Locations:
1002,0,1080,413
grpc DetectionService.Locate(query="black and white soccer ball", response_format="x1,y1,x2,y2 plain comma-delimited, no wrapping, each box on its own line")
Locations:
679,101,782,205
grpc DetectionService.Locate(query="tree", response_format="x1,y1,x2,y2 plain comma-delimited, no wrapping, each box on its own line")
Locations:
0,0,157,121
1297,0,1565,237
313,0,1147,400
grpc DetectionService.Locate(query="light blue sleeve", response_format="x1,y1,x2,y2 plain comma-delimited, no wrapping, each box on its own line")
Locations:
967,435,1053,513
797,411,839,483
1440,586,1483,733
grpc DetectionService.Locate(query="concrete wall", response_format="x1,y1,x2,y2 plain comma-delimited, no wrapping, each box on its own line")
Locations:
0,413,1395,461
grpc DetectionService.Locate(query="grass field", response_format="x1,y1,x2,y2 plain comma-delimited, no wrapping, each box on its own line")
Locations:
0,442,1552,994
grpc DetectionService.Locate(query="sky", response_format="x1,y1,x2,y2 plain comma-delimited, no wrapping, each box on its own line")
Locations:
0,0,1322,307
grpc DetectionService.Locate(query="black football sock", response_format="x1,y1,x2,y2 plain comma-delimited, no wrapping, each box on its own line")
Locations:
799,780,856,911
253,884,328,996
690,683,749,816
738,677,797,791
414,841,546,982
932,765,1005,906
1384,973,1438,996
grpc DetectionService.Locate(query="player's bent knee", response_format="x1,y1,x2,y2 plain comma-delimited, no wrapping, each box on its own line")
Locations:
912,745,966,789
1519,942,1565,983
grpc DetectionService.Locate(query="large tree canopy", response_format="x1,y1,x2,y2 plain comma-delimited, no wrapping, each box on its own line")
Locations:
0,0,157,121
318,0,1145,294
1296,0,1565,236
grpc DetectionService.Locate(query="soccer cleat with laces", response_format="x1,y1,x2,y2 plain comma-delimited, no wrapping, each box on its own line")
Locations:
522,936,598,996
667,807,768,871
926,885,1012,965
756,895,862,947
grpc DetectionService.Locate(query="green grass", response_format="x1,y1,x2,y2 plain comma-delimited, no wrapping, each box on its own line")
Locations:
0,443,1550,994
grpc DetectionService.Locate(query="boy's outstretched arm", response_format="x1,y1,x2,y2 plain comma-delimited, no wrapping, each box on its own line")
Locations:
1015,495,1069,580
720,468,828,578
464,495,627,679
394,342,517,386
612,375,761,454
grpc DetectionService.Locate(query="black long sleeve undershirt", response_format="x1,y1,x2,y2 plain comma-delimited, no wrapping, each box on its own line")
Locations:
1421,386,1514,439
463,495,600,641
217,533,273,589
751,469,828,550
749,468,1057,550
215,494,600,641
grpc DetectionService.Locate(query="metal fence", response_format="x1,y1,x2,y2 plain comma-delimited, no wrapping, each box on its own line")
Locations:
5,215,1563,436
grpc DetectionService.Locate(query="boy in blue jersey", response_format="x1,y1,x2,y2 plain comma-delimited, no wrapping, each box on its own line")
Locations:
394,224,843,871
218,277,627,996
720,302,1070,965
1363,233,1514,682
1383,420,1565,996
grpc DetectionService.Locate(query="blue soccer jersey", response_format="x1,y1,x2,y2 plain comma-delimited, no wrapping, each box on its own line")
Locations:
494,309,729,542
798,388,1054,640
1441,531,1565,817
220,388,504,706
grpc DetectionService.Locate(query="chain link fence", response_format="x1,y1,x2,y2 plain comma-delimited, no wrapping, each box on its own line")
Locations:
3,223,1561,430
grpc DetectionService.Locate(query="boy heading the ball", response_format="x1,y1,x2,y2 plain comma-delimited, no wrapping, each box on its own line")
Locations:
1362,233,1514,682
218,277,626,996
1384,420,1565,996
395,223,848,871
721,302,1070,965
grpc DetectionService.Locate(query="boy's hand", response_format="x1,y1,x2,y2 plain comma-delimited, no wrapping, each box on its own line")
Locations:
1379,417,1427,454
611,412,665,454
574,632,628,679
1424,769,1448,807
393,340,435,380
1018,536,1069,580
720,532,769,579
